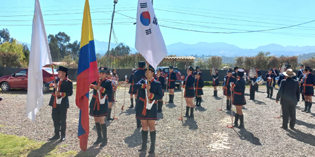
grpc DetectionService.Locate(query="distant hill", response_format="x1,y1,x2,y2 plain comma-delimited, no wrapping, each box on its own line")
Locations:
298,53,315,63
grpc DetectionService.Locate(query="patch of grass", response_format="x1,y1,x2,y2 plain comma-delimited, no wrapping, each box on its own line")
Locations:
0,133,78,157
0,133,44,157
0,125,4,128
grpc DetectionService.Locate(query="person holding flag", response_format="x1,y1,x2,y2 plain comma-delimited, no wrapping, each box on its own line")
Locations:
76,0,99,151
136,65,163,154
48,66,73,141
135,0,168,153
89,67,112,146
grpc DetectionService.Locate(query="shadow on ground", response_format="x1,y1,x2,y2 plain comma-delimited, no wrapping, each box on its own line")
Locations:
27,140,60,157
182,119,198,130
233,128,262,146
287,129,315,146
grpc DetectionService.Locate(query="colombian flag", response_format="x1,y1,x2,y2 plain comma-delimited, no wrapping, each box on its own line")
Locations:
76,0,99,151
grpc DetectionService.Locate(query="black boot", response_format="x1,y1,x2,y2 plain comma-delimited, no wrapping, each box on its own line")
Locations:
168,95,172,103
49,134,60,140
307,102,312,113
270,89,273,98
239,115,244,128
157,101,162,113
184,106,190,117
189,107,194,118
198,97,202,107
136,118,142,128
107,108,114,120
302,94,305,101
100,124,107,147
302,102,307,112
94,123,102,145
226,100,230,110
129,98,134,108
171,95,175,103
148,131,156,154
196,97,199,106
233,114,239,127
139,130,148,152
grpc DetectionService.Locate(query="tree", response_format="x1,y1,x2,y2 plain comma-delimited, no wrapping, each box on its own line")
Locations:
23,44,30,65
210,56,222,69
48,34,61,61
106,43,131,56
267,56,280,69
61,55,77,68
244,57,255,69
302,58,315,69
55,32,70,58
195,58,206,69
235,57,244,68
0,51,21,67
0,39,25,61
0,28,12,44
67,40,80,60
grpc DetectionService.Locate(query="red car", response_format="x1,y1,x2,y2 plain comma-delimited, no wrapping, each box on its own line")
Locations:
0,68,58,92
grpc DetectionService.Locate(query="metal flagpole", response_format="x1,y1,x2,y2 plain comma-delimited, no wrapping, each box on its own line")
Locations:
178,81,183,121
121,75,127,111
227,87,234,128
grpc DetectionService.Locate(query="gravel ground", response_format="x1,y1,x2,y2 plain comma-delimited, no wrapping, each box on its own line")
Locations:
0,86,315,157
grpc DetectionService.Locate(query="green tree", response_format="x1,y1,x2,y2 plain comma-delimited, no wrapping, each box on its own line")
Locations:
0,28,12,44
0,51,21,67
235,57,244,68
244,57,255,69
55,32,70,58
0,39,25,61
67,40,80,60
61,55,77,68
210,56,222,69
106,43,131,56
48,34,61,61
23,44,30,65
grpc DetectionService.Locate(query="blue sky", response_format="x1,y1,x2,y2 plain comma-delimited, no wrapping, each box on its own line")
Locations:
1,0,315,49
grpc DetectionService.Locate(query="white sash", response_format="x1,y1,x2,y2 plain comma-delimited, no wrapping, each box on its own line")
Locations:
56,81,62,104
97,90,107,104
145,80,155,110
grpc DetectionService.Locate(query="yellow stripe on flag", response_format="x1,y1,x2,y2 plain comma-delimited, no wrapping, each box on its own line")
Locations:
80,0,94,49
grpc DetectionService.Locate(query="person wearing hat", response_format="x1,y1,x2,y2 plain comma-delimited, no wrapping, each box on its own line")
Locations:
193,66,203,77
128,68,137,108
223,69,236,110
232,67,238,80
212,68,219,97
47,66,73,142
276,69,300,129
183,66,195,118
134,61,146,128
231,69,246,128
272,66,279,88
89,67,112,146
136,65,163,154
301,66,315,113
195,72,204,107
265,69,276,98
155,69,165,113
168,66,177,104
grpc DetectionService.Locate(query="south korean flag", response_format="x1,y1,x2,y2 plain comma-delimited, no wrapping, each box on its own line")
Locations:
135,0,167,69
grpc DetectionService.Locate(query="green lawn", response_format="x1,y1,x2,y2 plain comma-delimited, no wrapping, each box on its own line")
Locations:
0,133,77,157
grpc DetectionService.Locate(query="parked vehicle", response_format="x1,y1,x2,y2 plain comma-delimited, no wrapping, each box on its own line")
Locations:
0,68,58,92
156,67,182,90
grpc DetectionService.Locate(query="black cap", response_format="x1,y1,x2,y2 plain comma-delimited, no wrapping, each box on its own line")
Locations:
187,66,194,71
227,69,233,73
305,66,311,71
145,65,155,72
169,66,173,69
98,67,108,73
238,69,244,77
157,68,163,72
138,61,145,68
300,64,304,67
196,66,200,69
196,72,202,76
286,64,291,69
57,66,68,73
268,68,273,71
234,67,238,70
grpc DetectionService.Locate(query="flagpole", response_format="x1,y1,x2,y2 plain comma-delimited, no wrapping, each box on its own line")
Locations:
51,64,57,102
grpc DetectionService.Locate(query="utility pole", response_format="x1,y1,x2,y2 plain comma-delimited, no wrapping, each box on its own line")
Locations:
107,0,118,68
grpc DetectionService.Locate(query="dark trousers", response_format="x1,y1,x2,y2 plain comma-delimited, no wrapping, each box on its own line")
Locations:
250,85,255,100
273,78,276,87
281,105,296,129
52,107,67,137
267,86,273,97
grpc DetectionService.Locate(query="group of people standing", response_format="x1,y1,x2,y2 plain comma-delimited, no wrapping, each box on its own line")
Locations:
45,62,314,154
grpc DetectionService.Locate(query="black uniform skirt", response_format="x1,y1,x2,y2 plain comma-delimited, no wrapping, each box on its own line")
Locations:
108,92,114,102
195,89,203,95
89,99,108,117
223,87,231,96
129,85,137,94
184,88,195,98
212,79,219,86
136,100,158,120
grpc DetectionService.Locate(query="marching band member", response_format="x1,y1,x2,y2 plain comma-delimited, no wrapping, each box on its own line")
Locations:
278,64,290,86
184,66,195,118
168,66,177,104
249,69,257,101
302,66,315,113
89,67,112,146
106,71,115,121
136,65,163,154
255,67,261,92
193,66,203,77
265,69,276,98
134,61,146,128
195,72,204,107
297,64,305,101
223,69,235,110
299,70,306,102
232,67,238,80
231,69,246,128
128,68,137,108
48,66,73,142
212,68,219,97
297,64,304,78
272,66,279,88
155,69,165,113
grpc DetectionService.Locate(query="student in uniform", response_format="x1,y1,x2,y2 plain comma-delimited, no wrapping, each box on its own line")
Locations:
184,66,195,118
89,67,112,146
231,69,246,128
155,69,165,113
193,66,202,77
255,67,261,92
223,69,235,110
136,65,163,154
128,69,137,108
302,66,315,113
195,72,204,107
106,71,115,121
48,66,73,142
272,66,279,88
168,66,177,103
232,67,238,80
265,69,276,98
134,61,146,128
212,69,219,97
299,70,306,102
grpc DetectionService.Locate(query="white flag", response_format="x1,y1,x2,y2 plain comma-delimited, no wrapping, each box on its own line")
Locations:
26,0,52,121
135,0,167,69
